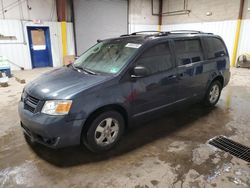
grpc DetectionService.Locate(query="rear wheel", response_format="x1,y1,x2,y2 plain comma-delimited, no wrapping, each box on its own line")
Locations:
82,111,125,153
204,80,222,107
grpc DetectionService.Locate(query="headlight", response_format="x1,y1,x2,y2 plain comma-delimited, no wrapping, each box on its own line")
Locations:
41,100,72,115
21,89,27,101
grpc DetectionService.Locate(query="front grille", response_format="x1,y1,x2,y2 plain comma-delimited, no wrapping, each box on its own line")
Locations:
24,93,40,113
21,122,59,146
209,136,250,162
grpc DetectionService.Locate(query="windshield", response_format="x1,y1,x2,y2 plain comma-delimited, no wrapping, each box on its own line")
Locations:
74,41,142,74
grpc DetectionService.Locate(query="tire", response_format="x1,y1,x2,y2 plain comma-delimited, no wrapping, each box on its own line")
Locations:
204,80,222,107
82,111,125,153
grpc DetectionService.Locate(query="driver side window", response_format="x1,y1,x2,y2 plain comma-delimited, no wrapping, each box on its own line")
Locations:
136,42,173,75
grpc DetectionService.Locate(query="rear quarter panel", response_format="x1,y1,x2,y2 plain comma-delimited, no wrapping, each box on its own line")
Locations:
201,35,230,90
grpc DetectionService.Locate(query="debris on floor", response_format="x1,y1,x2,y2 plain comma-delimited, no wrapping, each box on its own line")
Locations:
15,76,26,84
0,72,9,87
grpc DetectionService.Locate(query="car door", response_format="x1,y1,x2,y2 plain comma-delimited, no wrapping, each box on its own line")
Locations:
174,37,207,101
131,41,178,117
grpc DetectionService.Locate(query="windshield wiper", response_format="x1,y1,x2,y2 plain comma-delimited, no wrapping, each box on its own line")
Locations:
69,63,82,72
68,63,97,75
82,68,97,75
75,66,97,75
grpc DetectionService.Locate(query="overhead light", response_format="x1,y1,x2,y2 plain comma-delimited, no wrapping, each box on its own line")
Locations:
248,8,250,11
206,11,212,16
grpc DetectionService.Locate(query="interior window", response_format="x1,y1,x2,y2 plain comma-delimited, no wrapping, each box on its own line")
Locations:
175,39,204,66
136,42,173,74
205,37,227,59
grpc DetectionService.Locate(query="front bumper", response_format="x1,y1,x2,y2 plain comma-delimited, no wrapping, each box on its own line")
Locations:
18,101,86,148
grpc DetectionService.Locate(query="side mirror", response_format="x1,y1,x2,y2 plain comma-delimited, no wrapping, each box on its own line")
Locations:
131,66,148,78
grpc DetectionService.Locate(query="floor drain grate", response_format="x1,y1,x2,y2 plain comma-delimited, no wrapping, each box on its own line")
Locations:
208,136,250,162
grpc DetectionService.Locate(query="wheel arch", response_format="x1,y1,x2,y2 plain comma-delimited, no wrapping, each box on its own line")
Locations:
212,75,224,88
80,104,128,140
207,73,224,90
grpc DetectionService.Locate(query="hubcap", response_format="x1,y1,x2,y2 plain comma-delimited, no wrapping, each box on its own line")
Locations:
209,84,220,103
94,118,119,146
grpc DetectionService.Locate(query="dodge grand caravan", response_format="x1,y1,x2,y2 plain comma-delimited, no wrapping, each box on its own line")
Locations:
19,30,230,152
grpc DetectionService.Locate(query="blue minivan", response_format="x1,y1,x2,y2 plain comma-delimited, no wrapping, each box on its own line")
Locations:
19,31,230,152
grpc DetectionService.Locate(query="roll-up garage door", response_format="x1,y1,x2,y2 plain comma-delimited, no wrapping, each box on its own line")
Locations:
73,0,128,55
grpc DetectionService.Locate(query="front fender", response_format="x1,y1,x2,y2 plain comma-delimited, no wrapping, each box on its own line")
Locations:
69,82,132,122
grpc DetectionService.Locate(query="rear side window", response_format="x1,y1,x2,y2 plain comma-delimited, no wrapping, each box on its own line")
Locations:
175,39,204,66
205,37,227,59
136,42,173,74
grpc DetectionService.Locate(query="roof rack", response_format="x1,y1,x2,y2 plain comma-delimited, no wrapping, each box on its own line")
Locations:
119,31,162,37
166,30,204,34
156,30,213,36
119,30,213,38
130,31,162,35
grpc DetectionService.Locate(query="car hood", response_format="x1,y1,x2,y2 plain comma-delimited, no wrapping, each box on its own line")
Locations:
25,67,111,99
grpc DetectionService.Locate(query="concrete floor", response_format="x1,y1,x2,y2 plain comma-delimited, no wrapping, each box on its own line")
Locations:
0,68,250,188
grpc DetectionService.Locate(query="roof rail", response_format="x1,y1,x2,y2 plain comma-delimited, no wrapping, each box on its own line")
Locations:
119,30,213,38
120,34,130,37
119,31,162,37
130,31,162,35
167,30,204,34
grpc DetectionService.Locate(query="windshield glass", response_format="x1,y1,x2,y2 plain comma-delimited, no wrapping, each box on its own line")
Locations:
74,41,142,74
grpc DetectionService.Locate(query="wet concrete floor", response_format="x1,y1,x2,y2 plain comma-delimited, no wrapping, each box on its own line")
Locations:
0,68,250,188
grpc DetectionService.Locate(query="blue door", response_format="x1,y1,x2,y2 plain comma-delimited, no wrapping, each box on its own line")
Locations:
27,27,53,68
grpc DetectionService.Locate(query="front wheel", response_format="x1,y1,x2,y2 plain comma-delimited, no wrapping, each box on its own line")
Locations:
82,111,125,153
204,80,222,107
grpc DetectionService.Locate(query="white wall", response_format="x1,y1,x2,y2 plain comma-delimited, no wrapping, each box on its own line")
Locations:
0,0,57,21
238,19,250,56
0,19,75,70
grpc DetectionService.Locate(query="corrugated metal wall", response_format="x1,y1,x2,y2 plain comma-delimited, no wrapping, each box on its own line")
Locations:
0,20,75,70
238,19,250,56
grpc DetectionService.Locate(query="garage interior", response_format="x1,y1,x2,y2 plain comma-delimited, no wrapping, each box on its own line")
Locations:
0,0,250,187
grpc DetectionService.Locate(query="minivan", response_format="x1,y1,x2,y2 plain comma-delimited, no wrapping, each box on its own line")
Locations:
19,30,230,152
